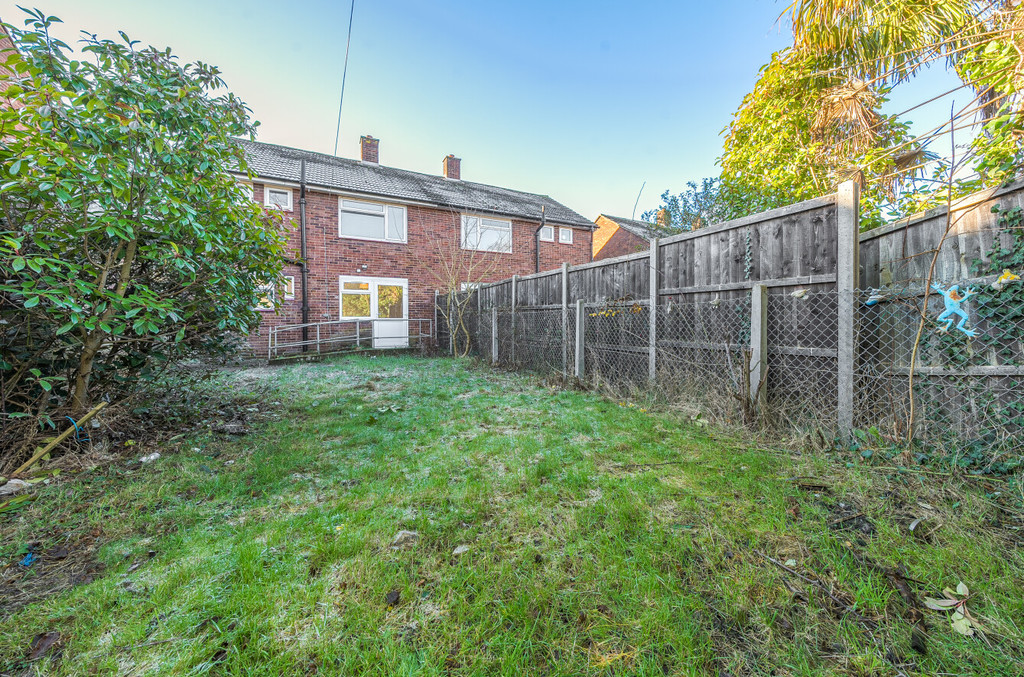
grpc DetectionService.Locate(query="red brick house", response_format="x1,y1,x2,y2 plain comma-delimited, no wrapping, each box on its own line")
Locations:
592,214,658,260
238,136,594,356
0,24,25,108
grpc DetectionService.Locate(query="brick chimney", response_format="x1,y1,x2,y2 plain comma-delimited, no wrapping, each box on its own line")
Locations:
443,154,461,180
359,135,379,163
657,208,671,230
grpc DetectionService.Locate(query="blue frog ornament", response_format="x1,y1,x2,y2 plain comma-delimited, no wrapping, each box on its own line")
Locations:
930,283,979,338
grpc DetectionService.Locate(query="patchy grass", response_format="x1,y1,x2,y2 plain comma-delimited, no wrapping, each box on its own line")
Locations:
1,355,1022,675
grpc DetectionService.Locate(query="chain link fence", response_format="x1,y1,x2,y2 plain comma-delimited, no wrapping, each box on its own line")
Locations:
655,296,751,424
764,290,840,435
854,283,1024,467
439,277,1024,465
584,301,650,393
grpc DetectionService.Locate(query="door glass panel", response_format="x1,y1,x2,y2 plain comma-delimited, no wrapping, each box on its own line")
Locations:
377,284,404,319
343,281,370,291
341,293,370,317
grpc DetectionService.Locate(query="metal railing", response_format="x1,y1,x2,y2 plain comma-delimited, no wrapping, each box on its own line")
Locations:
267,318,433,360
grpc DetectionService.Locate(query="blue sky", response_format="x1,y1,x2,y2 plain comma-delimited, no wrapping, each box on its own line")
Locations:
2,1,964,220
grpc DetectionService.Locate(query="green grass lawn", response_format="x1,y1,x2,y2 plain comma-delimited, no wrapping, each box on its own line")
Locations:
1,355,1022,675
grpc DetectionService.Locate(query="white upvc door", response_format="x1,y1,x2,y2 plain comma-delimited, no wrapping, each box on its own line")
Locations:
339,276,409,349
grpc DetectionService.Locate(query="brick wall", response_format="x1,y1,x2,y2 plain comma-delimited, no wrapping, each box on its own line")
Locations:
593,226,650,260
248,184,592,355
1,27,25,107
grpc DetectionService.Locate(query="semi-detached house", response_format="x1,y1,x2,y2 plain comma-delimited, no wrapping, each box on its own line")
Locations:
238,135,594,356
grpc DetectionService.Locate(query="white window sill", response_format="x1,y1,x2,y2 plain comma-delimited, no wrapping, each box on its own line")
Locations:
461,247,512,254
338,234,407,245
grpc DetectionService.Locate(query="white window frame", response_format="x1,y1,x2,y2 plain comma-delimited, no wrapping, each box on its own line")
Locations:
283,275,295,300
263,185,293,211
559,227,574,244
460,282,481,292
255,282,275,311
338,198,407,244
238,182,254,202
539,225,554,242
461,214,513,253
338,276,409,320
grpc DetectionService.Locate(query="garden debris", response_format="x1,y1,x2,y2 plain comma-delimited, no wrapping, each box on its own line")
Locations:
452,545,470,556
790,477,830,492
0,493,35,515
756,550,875,626
119,637,182,651
385,589,401,607
923,582,988,641
613,460,686,471
0,478,32,496
214,421,249,435
2,535,106,616
390,530,419,549
47,546,69,560
828,501,874,535
841,545,929,654
9,401,109,476
139,453,160,464
785,496,801,520
27,631,62,660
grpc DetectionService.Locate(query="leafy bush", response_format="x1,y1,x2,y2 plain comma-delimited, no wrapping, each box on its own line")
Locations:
0,10,286,459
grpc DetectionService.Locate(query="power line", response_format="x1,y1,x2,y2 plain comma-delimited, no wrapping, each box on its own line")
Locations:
333,0,356,157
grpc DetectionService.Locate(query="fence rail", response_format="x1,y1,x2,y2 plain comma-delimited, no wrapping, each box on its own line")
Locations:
438,180,1024,463
268,318,432,359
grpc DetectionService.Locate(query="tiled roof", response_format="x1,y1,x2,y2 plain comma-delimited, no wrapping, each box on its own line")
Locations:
238,139,594,229
600,215,660,240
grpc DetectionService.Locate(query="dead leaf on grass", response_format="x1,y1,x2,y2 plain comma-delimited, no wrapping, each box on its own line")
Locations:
28,631,61,660
923,581,988,640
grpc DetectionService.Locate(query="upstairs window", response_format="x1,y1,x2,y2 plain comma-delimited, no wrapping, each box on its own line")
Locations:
462,215,512,253
539,225,554,242
559,227,574,244
264,186,293,211
339,198,407,243
283,276,296,300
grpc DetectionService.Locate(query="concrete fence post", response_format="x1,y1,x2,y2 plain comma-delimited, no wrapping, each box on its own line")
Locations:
837,180,860,439
446,294,454,356
511,274,518,366
749,284,768,409
575,299,585,379
491,306,498,366
648,238,659,383
561,263,569,376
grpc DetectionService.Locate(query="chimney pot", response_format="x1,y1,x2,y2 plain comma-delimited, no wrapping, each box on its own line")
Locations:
360,135,379,164
443,154,461,180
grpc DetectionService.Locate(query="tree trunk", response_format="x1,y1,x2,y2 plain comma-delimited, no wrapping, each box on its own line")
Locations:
70,331,104,414
69,238,138,415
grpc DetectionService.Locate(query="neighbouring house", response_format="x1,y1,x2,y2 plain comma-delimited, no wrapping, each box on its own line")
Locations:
591,214,659,260
0,24,24,107
238,135,594,356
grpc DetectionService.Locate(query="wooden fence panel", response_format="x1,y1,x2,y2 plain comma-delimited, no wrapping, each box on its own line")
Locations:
449,181,1024,452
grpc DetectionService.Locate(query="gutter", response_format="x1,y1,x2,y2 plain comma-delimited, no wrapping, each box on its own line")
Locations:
299,160,310,350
